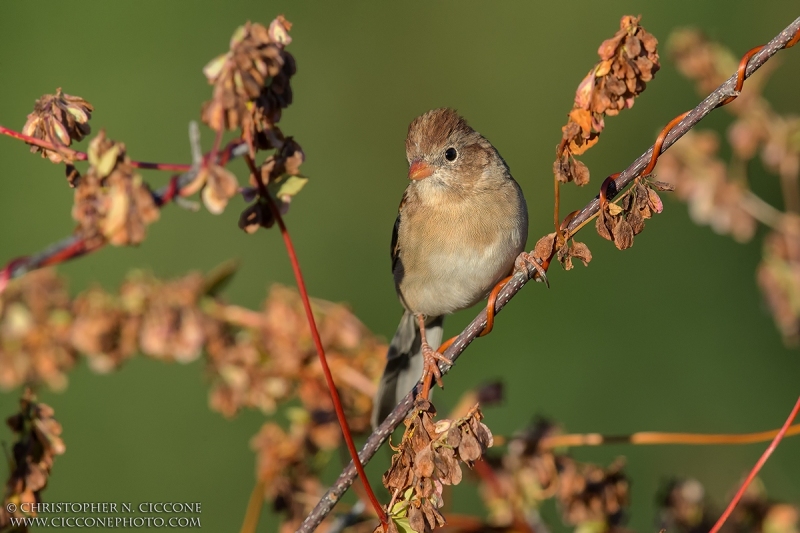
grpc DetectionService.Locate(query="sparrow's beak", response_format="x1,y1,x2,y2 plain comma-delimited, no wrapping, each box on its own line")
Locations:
408,159,433,181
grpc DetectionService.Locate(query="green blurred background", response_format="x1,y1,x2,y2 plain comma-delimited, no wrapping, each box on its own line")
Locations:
1,1,799,532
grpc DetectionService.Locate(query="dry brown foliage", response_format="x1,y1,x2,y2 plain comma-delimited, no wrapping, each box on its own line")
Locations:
555,16,660,186
657,29,800,345
381,400,493,533
0,390,66,529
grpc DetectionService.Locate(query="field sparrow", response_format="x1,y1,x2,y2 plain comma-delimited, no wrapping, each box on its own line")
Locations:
372,108,529,426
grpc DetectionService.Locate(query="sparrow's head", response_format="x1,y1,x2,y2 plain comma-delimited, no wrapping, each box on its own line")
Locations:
404,108,506,189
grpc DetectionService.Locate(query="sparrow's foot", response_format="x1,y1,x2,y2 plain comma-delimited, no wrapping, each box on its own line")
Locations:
516,252,550,288
420,341,450,397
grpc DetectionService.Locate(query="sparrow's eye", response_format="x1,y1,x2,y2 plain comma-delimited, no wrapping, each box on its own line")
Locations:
444,147,458,162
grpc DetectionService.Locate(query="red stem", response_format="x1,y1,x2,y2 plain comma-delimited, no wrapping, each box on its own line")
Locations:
1,124,191,172
707,395,800,533
130,161,191,172
243,155,388,525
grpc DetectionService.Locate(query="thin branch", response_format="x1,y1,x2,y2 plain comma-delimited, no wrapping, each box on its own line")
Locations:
740,190,787,230
0,123,194,172
0,137,249,290
564,18,800,235
539,422,800,448
244,153,388,526
707,395,800,533
296,15,800,533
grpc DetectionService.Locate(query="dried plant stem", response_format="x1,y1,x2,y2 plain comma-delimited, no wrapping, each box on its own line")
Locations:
239,481,266,533
540,422,800,448
741,190,786,230
473,458,535,533
242,154,388,526
296,16,800,533
553,173,562,240
707,395,800,533
564,18,800,235
0,123,193,172
0,136,249,294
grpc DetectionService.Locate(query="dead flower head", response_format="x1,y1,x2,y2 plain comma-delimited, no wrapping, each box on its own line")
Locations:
22,88,93,164
757,227,800,346
655,131,756,243
72,131,160,247
0,389,65,530
382,400,493,533
70,286,138,373
135,272,206,364
239,137,307,233
201,16,296,154
0,270,75,391
556,15,660,186
595,177,671,250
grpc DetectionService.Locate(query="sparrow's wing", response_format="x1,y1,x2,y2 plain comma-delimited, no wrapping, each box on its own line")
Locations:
390,191,407,272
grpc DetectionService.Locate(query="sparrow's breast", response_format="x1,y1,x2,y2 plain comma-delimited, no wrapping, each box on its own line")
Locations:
394,180,527,317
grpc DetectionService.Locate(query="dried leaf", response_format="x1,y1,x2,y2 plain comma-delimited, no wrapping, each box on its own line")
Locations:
554,157,570,184
202,165,239,214
91,143,120,179
458,431,482,463
533,233,556,262
648,179,675,191
408,505,426,533
627,205,645,234
612,217,635,250
268,174,308,201
569,108,593,134
571,241,592,266
596,211,613,241
647,188,664,213
572,159,591,185
568,135,600,157
607,202,624,216
414,446,435,478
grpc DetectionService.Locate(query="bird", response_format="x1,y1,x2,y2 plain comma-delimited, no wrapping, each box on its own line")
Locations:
372,108,531,427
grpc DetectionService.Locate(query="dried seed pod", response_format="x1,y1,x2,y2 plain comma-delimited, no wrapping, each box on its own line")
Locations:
555,16,660,185
22,88,93,164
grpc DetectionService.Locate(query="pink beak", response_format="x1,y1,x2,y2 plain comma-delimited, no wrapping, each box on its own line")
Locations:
408,159,433,181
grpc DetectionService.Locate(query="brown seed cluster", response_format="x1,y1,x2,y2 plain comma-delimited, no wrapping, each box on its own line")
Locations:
595,177,672,250
662,28,798,243
21,88,93,164
198,164,240,215
0,270,75,391
667,29,767,111
0,269,384,435
0,390,65,530
208,284,384,434
655,131,756,243
661,28,800,345
198,15,307,222
555,15,660,186
479,419,630,531
534,232,593,272
757,229,800,346
239,137,306,234
0,267,386,530
556,458,629,527
657,477,799,533
201,16,296,155
72,131,160,247
249,418,348,533
381,400,493,533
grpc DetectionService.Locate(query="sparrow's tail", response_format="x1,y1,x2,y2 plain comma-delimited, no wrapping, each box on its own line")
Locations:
371,311,444,428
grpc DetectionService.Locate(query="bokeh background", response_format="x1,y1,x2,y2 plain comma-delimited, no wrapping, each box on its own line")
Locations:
1,1,799,532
